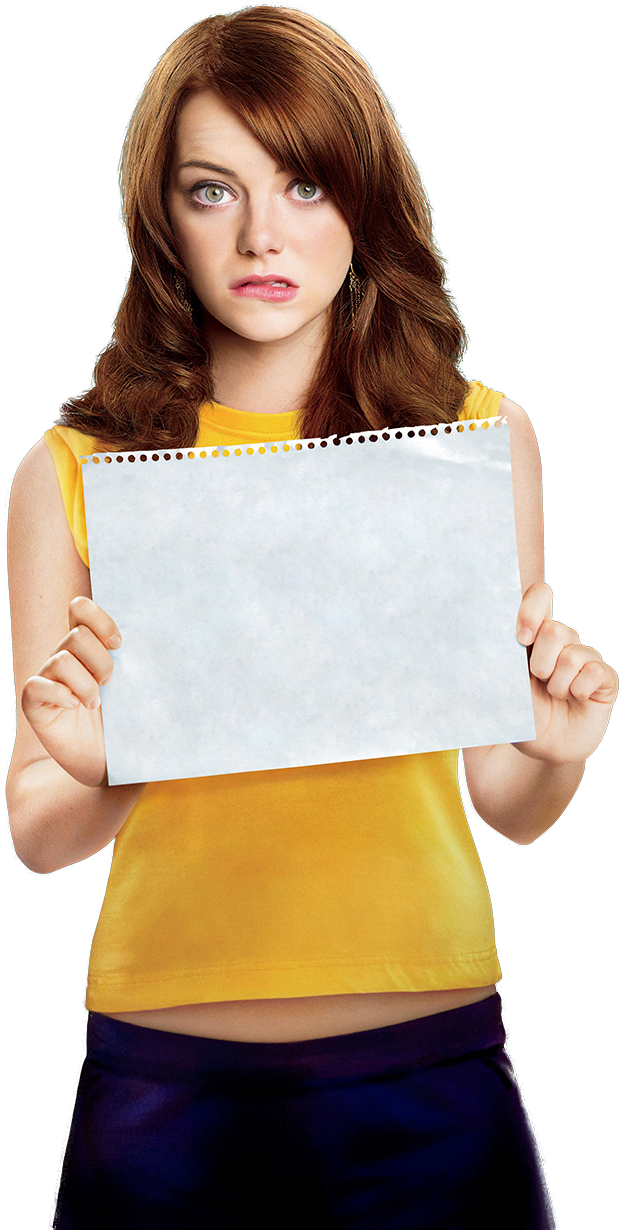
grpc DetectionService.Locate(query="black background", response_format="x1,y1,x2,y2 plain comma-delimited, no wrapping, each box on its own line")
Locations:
3,4,617,1225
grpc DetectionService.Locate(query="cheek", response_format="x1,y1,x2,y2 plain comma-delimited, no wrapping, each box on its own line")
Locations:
308,217,353,275
332,216,353,260
175,218,205,263
169,200,213,271
178,229,223,294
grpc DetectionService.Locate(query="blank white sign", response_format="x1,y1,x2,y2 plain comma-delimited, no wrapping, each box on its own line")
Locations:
81,417,535,785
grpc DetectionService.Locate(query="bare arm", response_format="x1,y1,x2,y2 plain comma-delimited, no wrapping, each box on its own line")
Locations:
462,399,618,844
6,438,144,873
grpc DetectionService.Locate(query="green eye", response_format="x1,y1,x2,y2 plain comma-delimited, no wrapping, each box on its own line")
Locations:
191,182,235,209
297,182,317,199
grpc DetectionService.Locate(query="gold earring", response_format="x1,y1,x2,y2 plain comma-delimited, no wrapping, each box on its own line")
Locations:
349,263,364,329
174,271,193,317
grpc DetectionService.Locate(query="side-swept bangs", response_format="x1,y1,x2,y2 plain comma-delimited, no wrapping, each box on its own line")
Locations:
61,7,469,450
211,12,386,237
125,7,424,294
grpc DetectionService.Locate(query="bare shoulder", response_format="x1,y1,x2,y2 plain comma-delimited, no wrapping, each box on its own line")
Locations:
10,439,91,589
8,435,90,664
9,438,68,576
9,435,86,592
9,436,68,549
8,434,91,775
10,435,61,504
498,395,527,419
498,395,539,440
9,435,77,560
498,396,540,458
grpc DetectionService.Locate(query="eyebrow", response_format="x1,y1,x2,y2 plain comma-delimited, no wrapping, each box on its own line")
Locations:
177,158,289,178
178,160,238,177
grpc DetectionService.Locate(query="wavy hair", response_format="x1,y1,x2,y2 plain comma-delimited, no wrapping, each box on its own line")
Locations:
59,6,470,448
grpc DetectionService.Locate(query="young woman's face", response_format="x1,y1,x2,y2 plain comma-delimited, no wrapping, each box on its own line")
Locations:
168,90,353,347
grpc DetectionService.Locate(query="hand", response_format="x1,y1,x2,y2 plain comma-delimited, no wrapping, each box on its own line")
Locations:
21,596,121,787
513,582,618,764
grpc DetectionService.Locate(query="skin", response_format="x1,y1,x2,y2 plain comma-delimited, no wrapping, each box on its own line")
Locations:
6,91,619,1043
168,88,354,416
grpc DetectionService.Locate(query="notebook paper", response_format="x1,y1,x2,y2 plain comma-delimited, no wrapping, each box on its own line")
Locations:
81,417,535,785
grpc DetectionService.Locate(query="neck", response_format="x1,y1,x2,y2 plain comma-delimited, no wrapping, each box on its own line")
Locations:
205,316,326,414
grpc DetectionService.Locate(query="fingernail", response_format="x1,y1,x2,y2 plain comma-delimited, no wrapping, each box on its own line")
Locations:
88,695,101,710
518,626,533,645
101,676,112,686
108,635,122,649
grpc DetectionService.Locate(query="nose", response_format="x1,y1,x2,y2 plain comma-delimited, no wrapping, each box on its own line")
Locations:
237,196,284,258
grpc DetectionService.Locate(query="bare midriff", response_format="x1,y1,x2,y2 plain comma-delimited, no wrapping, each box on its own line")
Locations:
102,985,497,1042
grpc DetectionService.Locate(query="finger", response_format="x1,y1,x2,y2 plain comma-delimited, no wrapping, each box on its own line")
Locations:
544,643,603,700
516,581,553,646
528,619,580,683
55,624,115,685
68,595,122,650
22,675,81,715
568,658,619,704
39,649,103,710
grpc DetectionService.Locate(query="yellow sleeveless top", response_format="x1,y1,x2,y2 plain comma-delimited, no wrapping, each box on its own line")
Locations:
45,381,504,1011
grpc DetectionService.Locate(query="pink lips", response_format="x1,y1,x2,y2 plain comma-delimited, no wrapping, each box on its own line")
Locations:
229,274,299,301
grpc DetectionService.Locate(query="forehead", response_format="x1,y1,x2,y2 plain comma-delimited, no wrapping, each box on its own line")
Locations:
174,89,276,171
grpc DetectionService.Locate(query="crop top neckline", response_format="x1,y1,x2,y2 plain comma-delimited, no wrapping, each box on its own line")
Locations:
200,399,301,441
200,381,504,442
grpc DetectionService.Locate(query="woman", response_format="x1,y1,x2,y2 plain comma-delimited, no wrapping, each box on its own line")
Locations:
6,8,617,1228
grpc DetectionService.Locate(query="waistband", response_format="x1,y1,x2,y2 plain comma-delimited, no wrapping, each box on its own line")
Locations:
87,994,505,1090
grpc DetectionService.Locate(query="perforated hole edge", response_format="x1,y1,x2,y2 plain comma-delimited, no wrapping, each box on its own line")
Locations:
79,416,507,464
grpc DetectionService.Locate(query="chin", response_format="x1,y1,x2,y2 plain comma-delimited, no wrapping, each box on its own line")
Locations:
210,314,313,345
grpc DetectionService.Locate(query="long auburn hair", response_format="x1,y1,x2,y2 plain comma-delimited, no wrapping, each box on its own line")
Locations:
59,6,470,449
